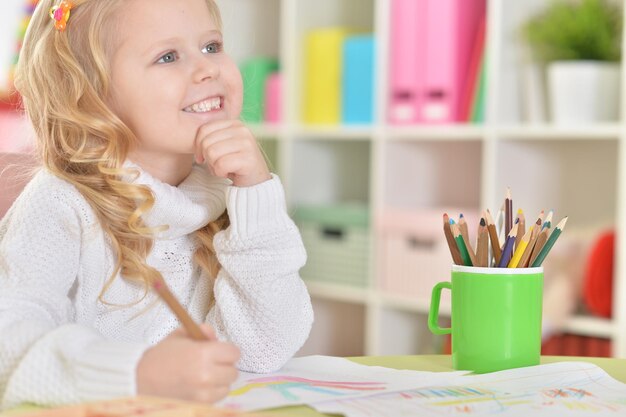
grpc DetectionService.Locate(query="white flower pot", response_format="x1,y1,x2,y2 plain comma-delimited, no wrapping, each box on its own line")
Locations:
547,61,620,125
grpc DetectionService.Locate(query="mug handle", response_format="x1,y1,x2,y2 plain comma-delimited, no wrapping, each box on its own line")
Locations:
428,281,452,335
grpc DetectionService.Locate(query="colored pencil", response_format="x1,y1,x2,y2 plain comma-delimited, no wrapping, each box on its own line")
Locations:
459,222,478,267
529,225,551,267
451,222,473,266
518,212,542,268
497,223,518,268
443,213,464,265
495,203,505,243
509,225,532,268
505,187,512,237
476,217,489,267
459,213,470,246
542,210,554,230
152,278,208,341
515,209,525,250
484,209,502,266
531,217,568,267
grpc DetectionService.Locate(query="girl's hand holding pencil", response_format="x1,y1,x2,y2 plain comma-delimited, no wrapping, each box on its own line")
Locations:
138,277,240,403
443,189,568,268
136,323,240,403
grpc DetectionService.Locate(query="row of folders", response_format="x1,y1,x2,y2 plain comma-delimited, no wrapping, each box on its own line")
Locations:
241,0,487,125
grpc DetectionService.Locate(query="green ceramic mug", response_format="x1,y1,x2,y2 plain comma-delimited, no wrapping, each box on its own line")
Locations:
428,265,543,373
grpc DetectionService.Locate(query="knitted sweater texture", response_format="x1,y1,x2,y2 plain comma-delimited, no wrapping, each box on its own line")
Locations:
0,164,313,409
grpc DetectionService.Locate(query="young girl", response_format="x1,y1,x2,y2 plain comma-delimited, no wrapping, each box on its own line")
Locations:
0,0,313,409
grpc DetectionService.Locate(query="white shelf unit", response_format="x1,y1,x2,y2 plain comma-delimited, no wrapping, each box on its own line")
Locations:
218,0,626,358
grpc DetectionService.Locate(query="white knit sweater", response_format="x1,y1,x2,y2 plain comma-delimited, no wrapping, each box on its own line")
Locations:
0,164,313,410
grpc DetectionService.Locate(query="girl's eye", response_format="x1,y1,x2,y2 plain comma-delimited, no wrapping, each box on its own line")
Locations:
202,42,223,54
157,52,177,64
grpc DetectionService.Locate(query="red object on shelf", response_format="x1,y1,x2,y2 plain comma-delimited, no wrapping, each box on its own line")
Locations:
0,92,21,111
541,334,562,355
542,334,612,357
583,230,614,318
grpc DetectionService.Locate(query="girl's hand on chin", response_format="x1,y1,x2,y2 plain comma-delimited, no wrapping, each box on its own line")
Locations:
194,120,272,187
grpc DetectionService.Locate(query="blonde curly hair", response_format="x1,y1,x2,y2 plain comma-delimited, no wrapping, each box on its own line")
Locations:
14,0,228,304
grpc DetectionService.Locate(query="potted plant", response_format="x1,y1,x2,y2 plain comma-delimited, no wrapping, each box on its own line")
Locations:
523,0,622,124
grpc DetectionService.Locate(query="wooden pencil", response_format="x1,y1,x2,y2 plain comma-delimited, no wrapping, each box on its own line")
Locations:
459,213,470,247
497,223,518,268
518,213,542,268
452,223,473,266
529,225,551,267
476,217,489,267
152,277,207,341
531,217,568,267
515,209,525,250
542,210,554,230
485,209,502,266
460,223,478,267
495,203,505,243
509,225,533,268
505,187,512,237
443,213,464,265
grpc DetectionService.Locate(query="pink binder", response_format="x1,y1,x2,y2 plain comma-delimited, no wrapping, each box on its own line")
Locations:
389,0,426,124
264,72,282,124
389,0,486,124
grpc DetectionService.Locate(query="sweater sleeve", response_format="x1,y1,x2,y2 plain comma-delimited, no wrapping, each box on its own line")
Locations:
0,174,149,410
206,174,314,373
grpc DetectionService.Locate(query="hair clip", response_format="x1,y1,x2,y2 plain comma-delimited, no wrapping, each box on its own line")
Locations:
49,1,74,32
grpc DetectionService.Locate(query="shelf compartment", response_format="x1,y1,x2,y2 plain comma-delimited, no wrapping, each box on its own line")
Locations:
297,298,366,357
375,207,478,301
295,203,371,288
289,140,371,205
216,0,281,64
374,308,446,355
493,139,618,228
383,140,483,209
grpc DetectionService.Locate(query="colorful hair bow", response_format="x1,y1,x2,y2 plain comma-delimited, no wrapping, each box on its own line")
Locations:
49,1,74,32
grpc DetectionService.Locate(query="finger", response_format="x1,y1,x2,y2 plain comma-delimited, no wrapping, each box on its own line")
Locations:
195,127,242,164
201,137,248,167
211,153,247,179
196,125,251,155
208,386,231,403
198,324,217,341
208,342,241,364
195,120,244,151
194,120,239,163
202,364,239,387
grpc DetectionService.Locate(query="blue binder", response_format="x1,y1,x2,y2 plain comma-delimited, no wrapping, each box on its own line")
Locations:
342,35,375,124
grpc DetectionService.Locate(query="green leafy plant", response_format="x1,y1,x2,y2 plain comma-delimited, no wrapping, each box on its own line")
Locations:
523,0,622,62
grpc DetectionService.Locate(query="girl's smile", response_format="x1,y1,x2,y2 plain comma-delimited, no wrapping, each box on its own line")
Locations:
107,0,243,181
183,96,224,113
